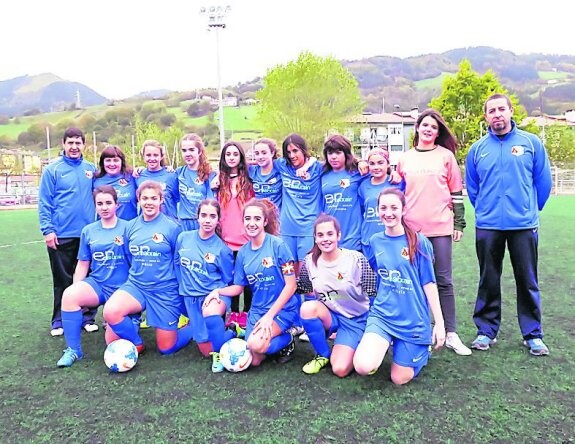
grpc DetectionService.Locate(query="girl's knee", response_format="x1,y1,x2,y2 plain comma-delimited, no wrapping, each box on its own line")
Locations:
390,367,414,385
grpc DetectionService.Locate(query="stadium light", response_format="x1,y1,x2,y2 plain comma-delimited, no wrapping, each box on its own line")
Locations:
200,4,231,151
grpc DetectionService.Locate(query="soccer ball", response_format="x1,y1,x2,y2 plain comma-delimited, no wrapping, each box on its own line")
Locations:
219,338,252,372
104,339,138,373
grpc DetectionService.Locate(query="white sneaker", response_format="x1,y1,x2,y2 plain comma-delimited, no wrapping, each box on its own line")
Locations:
288,326,305,336
83,323,99,333
50,327,64,337
299,332,310,342
445,332,472,356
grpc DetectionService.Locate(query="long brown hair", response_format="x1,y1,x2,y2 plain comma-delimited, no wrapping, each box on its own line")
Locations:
413,109,458,154
181,133,212,182
243,198,280,236
378,188,419,264
218,141,254,208
310,213,341,266
322,134,358,173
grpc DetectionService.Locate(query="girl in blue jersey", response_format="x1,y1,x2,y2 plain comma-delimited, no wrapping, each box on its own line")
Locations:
353,188,446,385
135,140,178,219
358,148,405,257
297,214,376,377
174,199,237,366
57,185,131,367
248,138,283,211
103,180,194,355
176,134,216,231
321,134,368,251
204,198,298,367
93,145,138,221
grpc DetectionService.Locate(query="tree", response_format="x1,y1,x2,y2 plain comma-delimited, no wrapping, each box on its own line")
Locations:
256,51,363,150
429,59,527,161
544,126,575,163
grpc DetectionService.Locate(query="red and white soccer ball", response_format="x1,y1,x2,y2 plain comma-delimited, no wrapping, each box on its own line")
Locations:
219,338,252,372
104,339,139,373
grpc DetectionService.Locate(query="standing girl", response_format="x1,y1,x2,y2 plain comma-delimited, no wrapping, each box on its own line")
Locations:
358,148,405,257
204,198,297,367
56,185,131,367
135,139,178,220
93,145,138,221
216,141,255,327
174,199,239,368
353,188,446,384
103,181,194,355
249,138,283,211
321,134,366,251
396,109,471,356
297,214,376,377
176,133,215,231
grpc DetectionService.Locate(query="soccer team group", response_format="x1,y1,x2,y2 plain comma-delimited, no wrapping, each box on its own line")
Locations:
39,93,552,383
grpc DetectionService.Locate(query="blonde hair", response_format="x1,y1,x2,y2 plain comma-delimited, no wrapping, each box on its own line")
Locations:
141,139,166,167
136,180,164,199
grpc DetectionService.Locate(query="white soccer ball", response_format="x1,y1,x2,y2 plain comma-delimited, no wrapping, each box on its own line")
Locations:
104,339,138,373
219,338,252,372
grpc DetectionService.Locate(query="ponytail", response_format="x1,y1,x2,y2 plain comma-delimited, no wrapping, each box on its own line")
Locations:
243,198,280,236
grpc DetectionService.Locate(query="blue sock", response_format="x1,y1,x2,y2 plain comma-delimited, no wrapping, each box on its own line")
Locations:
205,315,234,352
301,317,331,358
62,309,83,352
109,316,143,346
267,332,292,355
159,325,194,355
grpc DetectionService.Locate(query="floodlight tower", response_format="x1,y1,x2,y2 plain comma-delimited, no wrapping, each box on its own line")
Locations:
200,4,231,151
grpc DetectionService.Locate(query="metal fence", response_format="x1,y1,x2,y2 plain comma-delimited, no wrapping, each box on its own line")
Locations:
552,163,575,195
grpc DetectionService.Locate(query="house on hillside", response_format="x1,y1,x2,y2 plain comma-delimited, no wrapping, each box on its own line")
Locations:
345,108,418,166
522,109,575,129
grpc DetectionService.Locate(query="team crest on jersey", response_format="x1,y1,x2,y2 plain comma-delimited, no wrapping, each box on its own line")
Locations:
268,177,278,184
262,256,274,268
152,233,164,243
204,252,215,263
282,261,295,276
337,271,344,281
119,178,128,187
401,247,410,260
85,170,93,179
194,177,203,185
114,236,124,246
339,178,350,189
511,146,525,156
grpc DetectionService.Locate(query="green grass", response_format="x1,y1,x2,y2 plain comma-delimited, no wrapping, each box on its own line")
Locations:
414,72,453,90
0,197,574,443
538,70,570,81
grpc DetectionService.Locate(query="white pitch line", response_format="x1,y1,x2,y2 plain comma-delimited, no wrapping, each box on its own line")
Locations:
21,240,44,245
0,240,44,249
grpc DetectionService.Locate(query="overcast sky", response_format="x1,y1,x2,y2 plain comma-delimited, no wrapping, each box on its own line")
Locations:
2,0,572,99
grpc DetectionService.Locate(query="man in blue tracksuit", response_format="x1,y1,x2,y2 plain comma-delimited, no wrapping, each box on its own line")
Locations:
39,128,97,336
466,94,552,356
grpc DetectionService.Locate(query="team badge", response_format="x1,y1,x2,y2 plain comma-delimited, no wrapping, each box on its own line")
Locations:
262,256,274,268
194,177,203,185
119,178,128,186
511,146,525,156
204,252,215,263
337,272,344,281
152,233,164,243
281,261,295,276
268,177,278,184
85,170,93,179
114,236,124,246
401,247,409,260
339,178,350,189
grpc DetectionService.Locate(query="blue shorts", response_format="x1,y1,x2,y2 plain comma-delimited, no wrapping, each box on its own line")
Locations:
327,310,368,350
245,306,298,340
119,280,183,331
83,276,117,306
183,295,231,343
365,317,430,377
180,219,199,232
282,235,314,263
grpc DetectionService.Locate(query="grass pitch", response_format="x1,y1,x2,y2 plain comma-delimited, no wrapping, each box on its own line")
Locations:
0,198,574,443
